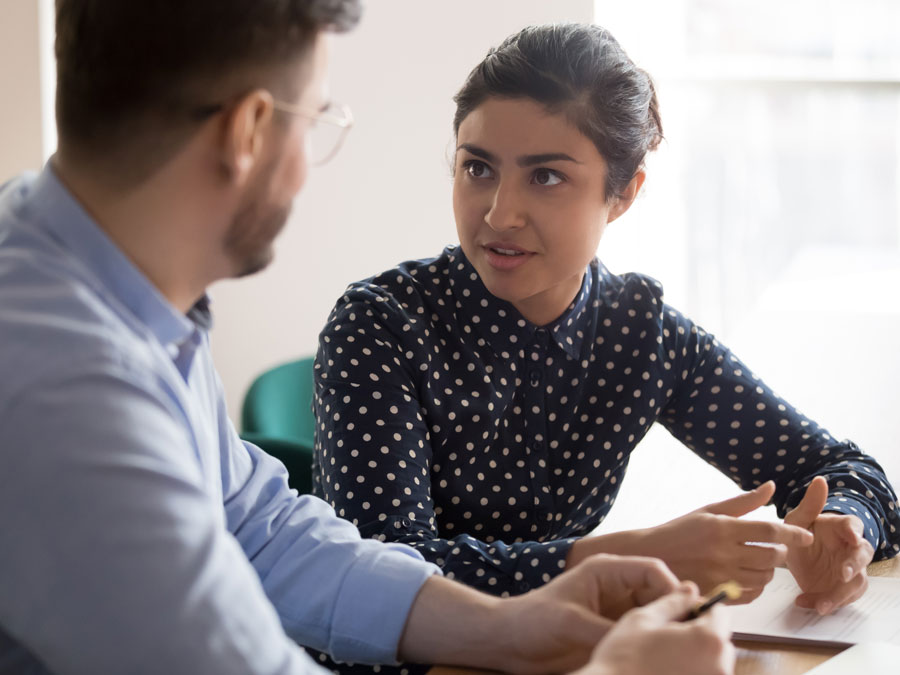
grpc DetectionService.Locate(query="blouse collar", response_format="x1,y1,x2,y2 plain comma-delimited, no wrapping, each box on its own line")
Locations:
447,246,597,362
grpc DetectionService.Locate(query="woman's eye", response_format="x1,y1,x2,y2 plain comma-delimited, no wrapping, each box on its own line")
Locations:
532,168,563,186
464,160,494,179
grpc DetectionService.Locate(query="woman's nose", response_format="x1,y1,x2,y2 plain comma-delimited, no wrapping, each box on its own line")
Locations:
484,181,527,231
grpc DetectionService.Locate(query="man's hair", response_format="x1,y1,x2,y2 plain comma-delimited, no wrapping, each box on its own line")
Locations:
54,0,361,182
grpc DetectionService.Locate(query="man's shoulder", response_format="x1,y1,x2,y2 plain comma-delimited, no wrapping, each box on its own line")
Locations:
0,227,154,407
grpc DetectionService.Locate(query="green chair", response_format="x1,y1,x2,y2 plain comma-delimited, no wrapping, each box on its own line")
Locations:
240,357,316,493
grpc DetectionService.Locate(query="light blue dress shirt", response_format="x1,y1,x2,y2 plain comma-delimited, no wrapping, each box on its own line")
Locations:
0,166,440,675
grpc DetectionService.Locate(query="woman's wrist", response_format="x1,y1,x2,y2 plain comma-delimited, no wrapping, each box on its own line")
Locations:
566,528,656,568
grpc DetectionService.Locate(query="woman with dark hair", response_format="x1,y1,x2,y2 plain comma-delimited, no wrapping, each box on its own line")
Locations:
312,23,899,611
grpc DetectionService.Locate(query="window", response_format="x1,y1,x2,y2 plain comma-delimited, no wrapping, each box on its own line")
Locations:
594,0,900,532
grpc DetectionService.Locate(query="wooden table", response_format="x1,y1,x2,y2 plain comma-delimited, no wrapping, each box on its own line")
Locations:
430,557,900,675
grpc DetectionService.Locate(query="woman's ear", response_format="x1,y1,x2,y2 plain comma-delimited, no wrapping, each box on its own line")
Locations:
219,89,275,185
607,170,646,223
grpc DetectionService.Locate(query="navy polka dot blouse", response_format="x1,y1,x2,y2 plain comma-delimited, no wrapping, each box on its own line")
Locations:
313,245,900,598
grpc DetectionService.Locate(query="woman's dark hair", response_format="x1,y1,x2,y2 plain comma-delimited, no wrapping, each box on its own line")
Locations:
453,23,663,200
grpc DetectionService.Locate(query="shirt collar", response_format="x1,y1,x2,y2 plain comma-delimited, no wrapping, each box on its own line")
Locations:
448,246,595,361
546,263,594,360
22,164,208,347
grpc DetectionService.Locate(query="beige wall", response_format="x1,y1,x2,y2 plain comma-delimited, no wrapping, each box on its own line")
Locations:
0,1,44,182
209,0,595,421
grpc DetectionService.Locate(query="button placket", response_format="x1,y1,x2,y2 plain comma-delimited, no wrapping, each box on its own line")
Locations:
524,332,552,530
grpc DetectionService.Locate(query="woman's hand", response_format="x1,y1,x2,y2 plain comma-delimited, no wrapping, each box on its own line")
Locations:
784,476,874,615
568,481,814,602
573,583,735,675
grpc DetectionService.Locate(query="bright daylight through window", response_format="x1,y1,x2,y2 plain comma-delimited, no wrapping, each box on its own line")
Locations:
593,0,900,533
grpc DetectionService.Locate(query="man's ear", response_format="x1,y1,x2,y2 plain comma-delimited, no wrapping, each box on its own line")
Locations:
220,89,275,185
607,170,646,223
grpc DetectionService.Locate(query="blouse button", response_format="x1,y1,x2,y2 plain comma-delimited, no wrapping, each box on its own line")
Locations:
533,439,544,451
516,581,531,593
529,369,541,386
400,517,411,527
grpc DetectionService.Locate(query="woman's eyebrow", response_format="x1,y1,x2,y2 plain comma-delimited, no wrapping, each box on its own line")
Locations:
456,144,581,167
517,152,581,166
456,143,497,163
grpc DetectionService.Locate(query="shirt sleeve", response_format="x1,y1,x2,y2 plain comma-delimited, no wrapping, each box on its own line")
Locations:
314,291,575,597
0,362,323,675
219,421,440,663
656,304,900,559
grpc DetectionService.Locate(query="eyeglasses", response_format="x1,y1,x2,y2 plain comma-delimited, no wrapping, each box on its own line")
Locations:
191,97,354,167
272,99,354,166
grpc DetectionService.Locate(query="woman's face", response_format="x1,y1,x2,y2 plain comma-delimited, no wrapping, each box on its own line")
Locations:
453,97,640,326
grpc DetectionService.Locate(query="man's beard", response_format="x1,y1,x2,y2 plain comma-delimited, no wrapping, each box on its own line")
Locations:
224,202,291,278
223,162,292,278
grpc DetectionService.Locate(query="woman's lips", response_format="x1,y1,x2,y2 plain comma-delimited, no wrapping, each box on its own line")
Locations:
482,243,535,271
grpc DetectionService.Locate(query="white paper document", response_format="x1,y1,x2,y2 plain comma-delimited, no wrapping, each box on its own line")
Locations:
728,568,900,648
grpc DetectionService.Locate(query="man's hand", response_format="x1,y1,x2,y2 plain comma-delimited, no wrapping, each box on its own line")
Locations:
574,583,735,675
399,554,683,674
494,554,683,674
569,481,814,603
785,476,875,615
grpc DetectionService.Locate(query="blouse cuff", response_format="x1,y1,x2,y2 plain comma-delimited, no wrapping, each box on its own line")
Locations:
513,538,578,594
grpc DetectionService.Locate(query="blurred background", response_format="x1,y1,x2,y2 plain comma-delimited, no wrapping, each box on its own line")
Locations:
2,0,898,532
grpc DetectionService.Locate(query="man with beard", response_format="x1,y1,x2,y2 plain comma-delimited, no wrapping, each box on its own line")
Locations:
0,2,733,674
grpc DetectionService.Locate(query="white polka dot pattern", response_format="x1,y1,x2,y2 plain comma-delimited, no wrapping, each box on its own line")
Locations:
313,246,900,597
305,648,421,675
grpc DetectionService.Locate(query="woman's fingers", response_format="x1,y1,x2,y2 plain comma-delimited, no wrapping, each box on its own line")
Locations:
784,476,829,529
738,542,788,570
733,520,814,548
731,567,775,596
696,481,775,518
796,570,869,614
843,540,875,581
